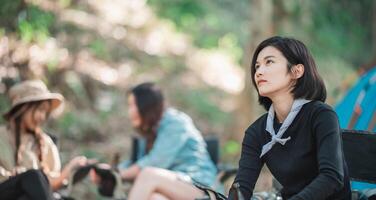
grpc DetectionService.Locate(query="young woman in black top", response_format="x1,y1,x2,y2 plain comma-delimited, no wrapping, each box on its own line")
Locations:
228,36,351,200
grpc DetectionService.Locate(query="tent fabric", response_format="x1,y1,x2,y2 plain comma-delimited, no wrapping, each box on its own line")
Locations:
335,67,376,132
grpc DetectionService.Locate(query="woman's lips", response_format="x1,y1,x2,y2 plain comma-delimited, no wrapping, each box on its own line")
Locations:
257,80,267,85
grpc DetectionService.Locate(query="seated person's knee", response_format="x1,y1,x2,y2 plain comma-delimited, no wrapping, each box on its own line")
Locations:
150,192,169,200
139,167,159,178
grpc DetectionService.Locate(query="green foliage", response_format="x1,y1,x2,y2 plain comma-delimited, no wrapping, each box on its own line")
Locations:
59,0,72,8
148,0,250,62
175,88,229,125
0,28,5,37
57,111,102,141
148,0,206,24
88,39,110,60
0,0,23,28
57,111,76,135
81,148,101,160
0,0,22,16
223,140,240,155
65,71,89,103
219,33,243,62
17,6,55,43
47,57,59,73
308,0,374,67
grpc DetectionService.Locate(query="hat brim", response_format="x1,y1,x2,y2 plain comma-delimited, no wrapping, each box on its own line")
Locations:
3,93,64,120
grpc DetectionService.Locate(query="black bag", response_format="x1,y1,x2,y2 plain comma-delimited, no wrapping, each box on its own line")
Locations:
70,164,117,197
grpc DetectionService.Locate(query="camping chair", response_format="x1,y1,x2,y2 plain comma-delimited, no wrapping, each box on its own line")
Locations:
341,129,376,199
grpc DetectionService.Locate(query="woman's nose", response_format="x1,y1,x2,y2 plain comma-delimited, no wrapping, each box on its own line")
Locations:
255,68,263,77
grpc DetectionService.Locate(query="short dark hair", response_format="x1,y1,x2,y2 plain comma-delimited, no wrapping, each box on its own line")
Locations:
129,82,165,138
250,36,326,110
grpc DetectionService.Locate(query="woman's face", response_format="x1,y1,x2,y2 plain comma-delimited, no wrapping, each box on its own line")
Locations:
254,46,294,99
22,101,50,131
127,94,142,128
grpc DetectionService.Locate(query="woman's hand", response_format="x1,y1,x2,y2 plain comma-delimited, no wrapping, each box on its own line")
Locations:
66,156,88,173
49,156,90,190
60,156,88,180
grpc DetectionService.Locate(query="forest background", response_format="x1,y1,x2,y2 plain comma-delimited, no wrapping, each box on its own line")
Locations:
0,0,375,197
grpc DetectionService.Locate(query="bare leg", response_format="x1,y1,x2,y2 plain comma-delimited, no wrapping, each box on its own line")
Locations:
128,167,205,200
150,193,170,200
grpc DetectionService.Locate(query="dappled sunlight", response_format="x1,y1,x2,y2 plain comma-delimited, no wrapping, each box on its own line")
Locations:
88,0,150,28
75,51,132,86
90,0,191,56
29,38,69,67
57,0,245,96
60,1,190,57
112,26,127,40
10,43,29,64
141,23,191,56
186,49,244,94
0,37,9,59
59,9,116,38
0,1,372,198
0,66,18,80
0,36,69,79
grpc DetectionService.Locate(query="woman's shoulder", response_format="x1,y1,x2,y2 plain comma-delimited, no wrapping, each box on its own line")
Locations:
156,108,192,137
308,100,333,110
304,101,336,116
160,108,194,128
164,108,191,120
41,132,57,146
245,113,268,135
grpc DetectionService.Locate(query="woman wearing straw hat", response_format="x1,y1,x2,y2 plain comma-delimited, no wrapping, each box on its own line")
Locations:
0,80,87,200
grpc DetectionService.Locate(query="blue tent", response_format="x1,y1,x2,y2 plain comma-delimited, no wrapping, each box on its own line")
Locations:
335,67,376,132
335,67,376,190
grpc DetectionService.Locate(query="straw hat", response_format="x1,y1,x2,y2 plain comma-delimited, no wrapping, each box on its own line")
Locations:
3,80,64,120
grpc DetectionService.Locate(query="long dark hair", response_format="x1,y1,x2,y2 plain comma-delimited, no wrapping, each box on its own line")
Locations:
250,36,327,110
7,101,51,169
129,82,165,151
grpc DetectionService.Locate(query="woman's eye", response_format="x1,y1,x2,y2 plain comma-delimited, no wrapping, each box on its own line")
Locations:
255,64,260,69
266,59,274,65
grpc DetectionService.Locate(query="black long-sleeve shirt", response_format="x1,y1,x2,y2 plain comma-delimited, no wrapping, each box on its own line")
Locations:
229,101,351,200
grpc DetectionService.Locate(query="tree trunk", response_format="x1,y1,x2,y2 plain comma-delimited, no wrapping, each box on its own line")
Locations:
229,0,275,192
231,0,274,141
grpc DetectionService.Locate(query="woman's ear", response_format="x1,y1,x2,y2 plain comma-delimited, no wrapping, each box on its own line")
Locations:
292,64,304,79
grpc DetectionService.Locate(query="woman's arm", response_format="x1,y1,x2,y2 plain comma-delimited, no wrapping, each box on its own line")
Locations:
42,134,88,191
228,126,264,200
119,164,141,181
289,109,345,200
49,156,88,191
0,166,12,182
